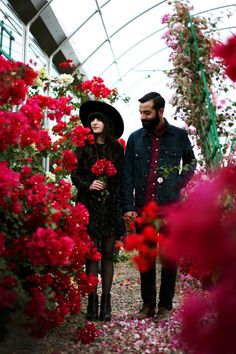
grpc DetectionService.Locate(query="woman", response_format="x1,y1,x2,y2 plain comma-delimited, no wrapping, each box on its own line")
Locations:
71,100,125,322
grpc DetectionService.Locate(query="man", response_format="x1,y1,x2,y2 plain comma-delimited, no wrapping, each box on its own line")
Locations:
121,92,196,321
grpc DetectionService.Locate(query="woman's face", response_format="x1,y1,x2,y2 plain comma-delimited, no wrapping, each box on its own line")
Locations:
90,116,105,135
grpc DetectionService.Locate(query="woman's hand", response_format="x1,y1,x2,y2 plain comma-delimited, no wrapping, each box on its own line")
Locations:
89,179,105,191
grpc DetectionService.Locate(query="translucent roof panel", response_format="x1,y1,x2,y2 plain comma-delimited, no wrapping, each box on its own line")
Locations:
47,0,236,139
81,42,115,77
51,0,98,35
101,0,166,36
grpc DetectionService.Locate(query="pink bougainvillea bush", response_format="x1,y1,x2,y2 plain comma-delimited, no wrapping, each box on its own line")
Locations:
0,55,123,340
166,164,236,354
124,164,236,354
213,34,236,82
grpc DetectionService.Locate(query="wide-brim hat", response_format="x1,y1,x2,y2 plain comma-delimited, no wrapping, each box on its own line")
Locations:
79,100,124,139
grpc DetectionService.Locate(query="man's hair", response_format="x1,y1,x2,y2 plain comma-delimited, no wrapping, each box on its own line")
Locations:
138,92,165,110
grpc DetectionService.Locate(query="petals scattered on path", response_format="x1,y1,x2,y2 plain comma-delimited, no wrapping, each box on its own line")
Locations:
1,260,195,353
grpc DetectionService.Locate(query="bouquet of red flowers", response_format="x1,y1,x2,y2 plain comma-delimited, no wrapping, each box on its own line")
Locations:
91,158,117,201
92,158,117,179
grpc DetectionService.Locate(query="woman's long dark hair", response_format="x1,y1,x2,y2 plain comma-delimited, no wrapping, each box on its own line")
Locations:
85,112,122,167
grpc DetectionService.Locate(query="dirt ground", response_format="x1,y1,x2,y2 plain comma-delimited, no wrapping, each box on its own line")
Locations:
0,259,186,354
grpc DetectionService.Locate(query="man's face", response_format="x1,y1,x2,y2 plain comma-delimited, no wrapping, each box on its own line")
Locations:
139,100,162,131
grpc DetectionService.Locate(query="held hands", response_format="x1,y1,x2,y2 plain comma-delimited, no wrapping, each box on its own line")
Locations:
123,211,138,225
89,179,105,191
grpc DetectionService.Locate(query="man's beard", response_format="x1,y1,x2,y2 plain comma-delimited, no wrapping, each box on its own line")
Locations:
142,114,160,132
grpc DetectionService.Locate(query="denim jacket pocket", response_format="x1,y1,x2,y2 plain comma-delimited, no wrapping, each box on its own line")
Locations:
134,151,144,169
159,147,182,168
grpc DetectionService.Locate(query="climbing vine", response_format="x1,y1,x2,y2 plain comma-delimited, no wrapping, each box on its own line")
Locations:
162,1,236,167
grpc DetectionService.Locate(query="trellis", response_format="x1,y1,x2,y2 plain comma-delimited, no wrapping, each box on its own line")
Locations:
188,14,223,169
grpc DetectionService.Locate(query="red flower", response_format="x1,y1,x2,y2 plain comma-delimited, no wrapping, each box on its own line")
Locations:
71,125,95,147
118,138,126,150
75,322,99,344
59,59,75,69
115,240,124,250
124,225,160,272
91,158,117,177
25,287,46,318
79,76,112,99
55,149,77,172
213,34,236,81
28,227,74,266
91,158,117,202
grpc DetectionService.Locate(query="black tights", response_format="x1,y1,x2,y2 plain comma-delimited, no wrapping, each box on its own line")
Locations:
86,237,116,295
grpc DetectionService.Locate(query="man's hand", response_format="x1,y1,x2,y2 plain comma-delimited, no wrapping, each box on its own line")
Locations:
123,211,138,224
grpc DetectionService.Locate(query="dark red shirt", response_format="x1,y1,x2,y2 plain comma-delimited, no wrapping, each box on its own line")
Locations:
144,122,166,205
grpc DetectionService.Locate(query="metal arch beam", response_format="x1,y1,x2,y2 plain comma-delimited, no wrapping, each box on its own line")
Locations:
80,0,168,66
99,3,236,78
109,0,168,40
48,9,98,75
76,0,168,79
94,0,122,80
194,3,236,17
99,25,168,77
21,0,54,63
109,21,236,88
118,63,170,98
112,46,168,87
8,0,81,70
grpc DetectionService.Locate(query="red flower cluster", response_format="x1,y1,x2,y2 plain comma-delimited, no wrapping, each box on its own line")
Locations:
124,202,163,272
53,149,77,173
0,56,107,342
79,76,117,100
0,162,101,337
213,34,236,82
91,158,117,177
70,125,95,147
28,227,74,266
52,122,95,174
59,59,76,69
0,56,38,105
76,322,99,344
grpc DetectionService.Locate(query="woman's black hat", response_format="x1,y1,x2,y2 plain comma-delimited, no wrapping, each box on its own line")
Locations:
79,100,124,139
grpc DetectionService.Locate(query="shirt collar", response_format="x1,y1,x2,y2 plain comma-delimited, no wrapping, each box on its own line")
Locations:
143,118,172,136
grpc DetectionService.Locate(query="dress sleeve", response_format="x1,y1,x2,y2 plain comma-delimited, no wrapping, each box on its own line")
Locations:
71,147,92,191
120,134,136,213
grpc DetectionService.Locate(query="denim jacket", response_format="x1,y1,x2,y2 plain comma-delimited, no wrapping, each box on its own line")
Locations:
121,119,196,213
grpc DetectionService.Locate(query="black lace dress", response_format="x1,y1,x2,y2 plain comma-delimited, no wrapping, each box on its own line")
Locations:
71,142,125,240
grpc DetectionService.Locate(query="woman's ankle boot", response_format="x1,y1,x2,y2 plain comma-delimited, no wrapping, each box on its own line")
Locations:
99,293,111,322
86,293,98,321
